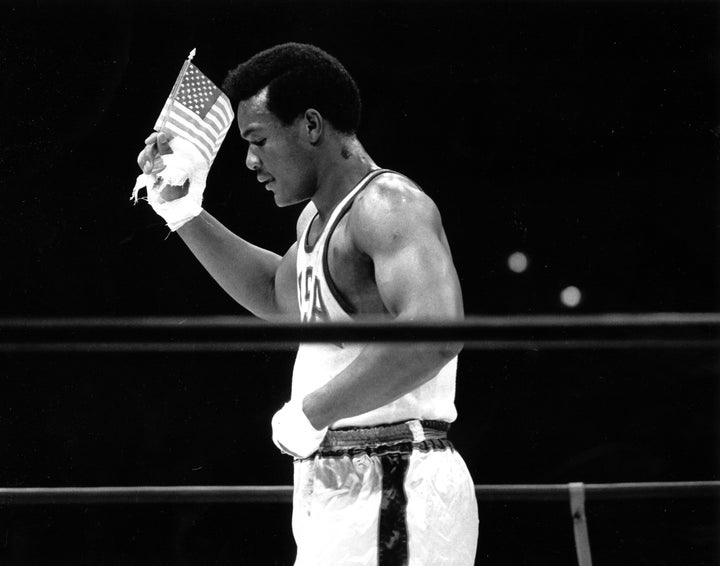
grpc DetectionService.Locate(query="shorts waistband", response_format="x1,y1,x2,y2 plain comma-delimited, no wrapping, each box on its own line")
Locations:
321,419,450,451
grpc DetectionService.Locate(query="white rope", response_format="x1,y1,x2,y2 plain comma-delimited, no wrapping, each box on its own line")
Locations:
569,482,593,566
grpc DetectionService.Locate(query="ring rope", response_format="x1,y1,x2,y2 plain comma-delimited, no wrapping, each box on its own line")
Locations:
2,314,717,564
1,481,718,505
1,313,719,351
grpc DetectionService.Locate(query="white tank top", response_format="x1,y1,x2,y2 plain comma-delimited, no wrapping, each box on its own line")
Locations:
292,169,458,429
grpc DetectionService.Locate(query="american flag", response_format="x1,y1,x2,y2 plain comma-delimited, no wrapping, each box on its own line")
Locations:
154,60,234,165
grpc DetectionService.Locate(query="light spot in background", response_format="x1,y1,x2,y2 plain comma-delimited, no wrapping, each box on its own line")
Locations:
508,251,528,273
560,286,582,308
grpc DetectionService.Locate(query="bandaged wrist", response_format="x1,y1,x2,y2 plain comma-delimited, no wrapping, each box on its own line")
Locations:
271,400,328,459
131,137,210,231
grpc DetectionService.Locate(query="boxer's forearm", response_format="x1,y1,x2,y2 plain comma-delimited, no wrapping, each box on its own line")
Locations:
302,341,462,430
177,210,286,319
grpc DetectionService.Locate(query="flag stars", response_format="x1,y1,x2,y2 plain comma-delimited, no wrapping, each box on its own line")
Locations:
156,61,232,167
175,64,223,118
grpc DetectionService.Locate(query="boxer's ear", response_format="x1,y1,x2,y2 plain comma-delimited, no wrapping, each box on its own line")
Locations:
303,109,324,145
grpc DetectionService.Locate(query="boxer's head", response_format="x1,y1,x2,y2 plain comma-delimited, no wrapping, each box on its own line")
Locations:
223,43,361,135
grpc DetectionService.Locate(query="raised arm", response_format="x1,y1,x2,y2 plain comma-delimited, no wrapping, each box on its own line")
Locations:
176,212,299,320
302,175,464,428
137,132,299,321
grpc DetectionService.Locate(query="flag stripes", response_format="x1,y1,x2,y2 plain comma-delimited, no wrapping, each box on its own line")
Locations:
160,103,223,162
153,61,234,165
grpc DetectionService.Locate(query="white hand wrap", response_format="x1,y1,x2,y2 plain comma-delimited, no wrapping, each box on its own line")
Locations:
131,137,210,231
271,400,328,459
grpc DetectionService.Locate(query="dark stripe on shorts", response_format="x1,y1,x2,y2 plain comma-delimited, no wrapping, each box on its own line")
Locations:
378,451,410,566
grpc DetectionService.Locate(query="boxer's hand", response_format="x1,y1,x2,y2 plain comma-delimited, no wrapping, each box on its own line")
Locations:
132,132,209,231
136,132,187,200
271,400,328,459
137,132,172,174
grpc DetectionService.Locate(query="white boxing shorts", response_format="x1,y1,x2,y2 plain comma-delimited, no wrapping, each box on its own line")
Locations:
291,420,478,566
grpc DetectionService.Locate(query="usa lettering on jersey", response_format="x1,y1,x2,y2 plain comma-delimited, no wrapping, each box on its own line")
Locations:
298,266,329,323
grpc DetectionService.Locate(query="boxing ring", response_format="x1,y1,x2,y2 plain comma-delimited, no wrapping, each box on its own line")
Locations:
1,314,719,565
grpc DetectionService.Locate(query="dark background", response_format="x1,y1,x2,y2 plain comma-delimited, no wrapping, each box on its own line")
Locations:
0,0,718,564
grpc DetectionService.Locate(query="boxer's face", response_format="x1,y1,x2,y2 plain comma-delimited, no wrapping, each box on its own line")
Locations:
238,88,316,207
